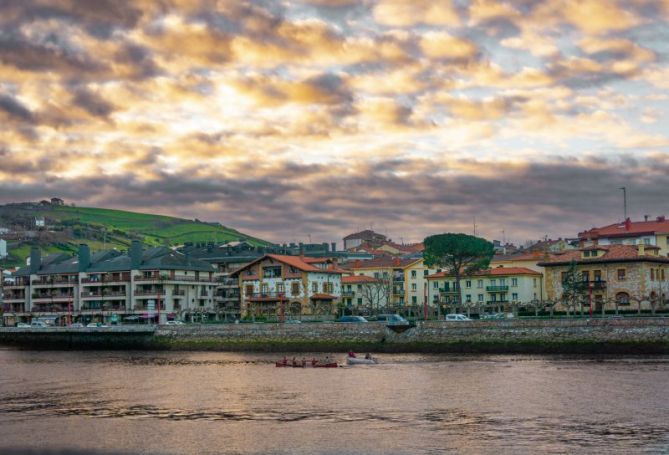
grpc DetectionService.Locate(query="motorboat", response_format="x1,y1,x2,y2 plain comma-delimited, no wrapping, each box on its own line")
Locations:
346,355,378,365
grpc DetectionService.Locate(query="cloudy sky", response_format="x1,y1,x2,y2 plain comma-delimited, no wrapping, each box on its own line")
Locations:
1,0,669,245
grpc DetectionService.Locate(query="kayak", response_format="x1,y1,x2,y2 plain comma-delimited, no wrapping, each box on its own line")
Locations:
346,356,378,365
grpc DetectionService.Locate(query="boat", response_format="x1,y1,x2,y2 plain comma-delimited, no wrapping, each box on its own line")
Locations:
275,358,338,368
346,356,378,365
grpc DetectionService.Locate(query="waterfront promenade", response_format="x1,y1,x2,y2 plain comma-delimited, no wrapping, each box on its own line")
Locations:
1,318,668,353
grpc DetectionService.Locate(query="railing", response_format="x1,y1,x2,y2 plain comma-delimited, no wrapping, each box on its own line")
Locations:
172,290,186,296
3,280,27,287
81,274,130,283
134,289,163,296
486,286,509,292
486,300,509,305
561,280,607,290
342,290,355,297
31,278,77,285
216,278,238,286
32,294,74,300
81,291,127,298
246,292,286,299
439,288,459,294
133,274,214,283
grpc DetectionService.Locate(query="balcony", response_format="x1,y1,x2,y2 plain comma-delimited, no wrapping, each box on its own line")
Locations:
172,290,186,296
81,291,127,299
342,290,355,297
216,277,238,286
31,278,77,286
561,280,607,290
134,274,214,283
32,293,74,302
486,286,509,292
246,292,286,301
81,274,130,284
134,289,164,296
486,300,509,305
439,288,459,295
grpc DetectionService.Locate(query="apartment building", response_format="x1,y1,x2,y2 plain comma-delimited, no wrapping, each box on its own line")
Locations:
2,242,216,326
341,275,388,313
232,254,342,319
427,267,543,309
538,244,669,313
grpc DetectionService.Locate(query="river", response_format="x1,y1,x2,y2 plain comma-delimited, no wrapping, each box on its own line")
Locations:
0,349,667,454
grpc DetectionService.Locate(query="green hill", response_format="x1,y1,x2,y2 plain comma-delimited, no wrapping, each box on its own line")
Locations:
0,203,270,267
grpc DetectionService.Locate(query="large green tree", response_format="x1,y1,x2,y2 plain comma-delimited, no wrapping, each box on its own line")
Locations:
423,233,494,309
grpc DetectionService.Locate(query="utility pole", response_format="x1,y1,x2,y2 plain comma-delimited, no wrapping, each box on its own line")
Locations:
473,217,477,236
619,187,627,220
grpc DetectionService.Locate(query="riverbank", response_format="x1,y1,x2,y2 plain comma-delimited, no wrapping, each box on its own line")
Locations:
2,318,668,354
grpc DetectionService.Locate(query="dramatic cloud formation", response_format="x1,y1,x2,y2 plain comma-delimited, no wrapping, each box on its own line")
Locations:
1,0,668,245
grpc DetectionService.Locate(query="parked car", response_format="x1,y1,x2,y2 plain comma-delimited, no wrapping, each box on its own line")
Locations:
445,314,472,321
337,316,368,323
16,322,30,328
68,323,84,328
86,322,109,328
376,314,410,325
30,321,48,328
165,320,185,325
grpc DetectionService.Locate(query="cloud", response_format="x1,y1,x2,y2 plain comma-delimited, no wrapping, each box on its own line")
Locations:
373,0,461,27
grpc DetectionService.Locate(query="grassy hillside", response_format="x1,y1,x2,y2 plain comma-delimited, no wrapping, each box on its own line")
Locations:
0,204,269,267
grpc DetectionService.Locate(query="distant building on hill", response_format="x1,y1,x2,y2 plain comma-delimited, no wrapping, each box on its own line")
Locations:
50,198,64,206
343,230,387,250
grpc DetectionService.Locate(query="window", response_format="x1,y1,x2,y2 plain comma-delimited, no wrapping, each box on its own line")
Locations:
490,279,496,286
322,282,333,293
465,280,471,288
593,270,601,281
411,270,417,278
617,269,626,281
651,269,655,281
357,284,362,291
477,279,483,288
276,283,284,294
511,278,518,287
263,266,281,278
245,285,254,296
512,293,518,301
374,272,380,279
581,271,589,282
616,292,630,305
433,281,438,289
500,278,506,286
412,296,417,304
312,282,318,293
423,270,429,276
411,283,417,291
357,298,362,305
291,282,300,296
584,251,590,257
466,294,471,302
261,284,268,295
533,278,537,287
478,294,484,302
382,271,389,278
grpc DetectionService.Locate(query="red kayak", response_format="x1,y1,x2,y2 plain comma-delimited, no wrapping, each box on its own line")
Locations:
275,359,338,368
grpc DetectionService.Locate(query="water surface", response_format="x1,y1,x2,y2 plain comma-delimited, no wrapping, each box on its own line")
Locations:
0,349,667,454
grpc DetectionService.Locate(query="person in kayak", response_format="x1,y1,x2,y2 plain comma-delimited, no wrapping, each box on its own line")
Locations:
348,350,356,358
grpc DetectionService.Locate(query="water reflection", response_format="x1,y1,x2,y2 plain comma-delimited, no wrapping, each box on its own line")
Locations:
0,351,668,454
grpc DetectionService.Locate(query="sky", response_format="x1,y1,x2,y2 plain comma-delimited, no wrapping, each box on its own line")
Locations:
1,0,669,246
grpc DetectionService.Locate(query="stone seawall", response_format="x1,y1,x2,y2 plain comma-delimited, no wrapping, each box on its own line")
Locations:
152,318,669,354
2,319,669,353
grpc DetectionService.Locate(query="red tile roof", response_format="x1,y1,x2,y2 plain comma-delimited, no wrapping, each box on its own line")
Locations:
579,217,669,239
342,275,378,284
234,254,343,275
349,257,420,269
427,267,541,279
538,245,669,266
310,293,337,299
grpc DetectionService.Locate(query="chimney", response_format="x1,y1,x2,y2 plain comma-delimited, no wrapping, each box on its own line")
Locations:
322,242,328,252
331,242,336,252
130,240,143,269
657,216,666,222
29,247,41,274
638,243,645,256
644,215,649,222
78,244,90,272
625,217,631,231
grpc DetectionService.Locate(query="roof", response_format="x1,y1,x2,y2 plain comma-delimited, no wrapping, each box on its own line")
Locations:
538,245,669,266
427,267,541,279
231,254,342,275
349,257,421,269
493,251,549,262
343,230,387,241
579,217,669,239
342,275,379,284
310,293,337,299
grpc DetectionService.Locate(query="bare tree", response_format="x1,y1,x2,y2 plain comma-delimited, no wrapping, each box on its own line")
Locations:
359,278,391,315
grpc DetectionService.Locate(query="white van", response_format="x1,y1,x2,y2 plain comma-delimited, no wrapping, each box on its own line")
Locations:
445,314,472,321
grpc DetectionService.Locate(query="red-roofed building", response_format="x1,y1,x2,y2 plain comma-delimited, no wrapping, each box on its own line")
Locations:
231,254,343,320
426,267,543,312
343,230,387,250
579,216,669,256
340,275,389,313
538,244,669,314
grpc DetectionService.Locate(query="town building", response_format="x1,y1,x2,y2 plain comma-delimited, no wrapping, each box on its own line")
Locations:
2,241,217,326
538,244,669,313
427,267,543,313
232,254,343,320
341,275,388,314
0,238,6,259
579,216,669,256
343,230,387,250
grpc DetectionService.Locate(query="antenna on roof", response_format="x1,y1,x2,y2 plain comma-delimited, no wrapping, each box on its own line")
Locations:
619,187,627,221
473,216,477,236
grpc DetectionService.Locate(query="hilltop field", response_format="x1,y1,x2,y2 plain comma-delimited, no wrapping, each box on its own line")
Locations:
0,203,268,267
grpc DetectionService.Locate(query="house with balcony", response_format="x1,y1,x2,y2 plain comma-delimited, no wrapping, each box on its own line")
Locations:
3,241,216,326
538,243,669,313
427,267,543,312
341,275,388,314
232,254,342,320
